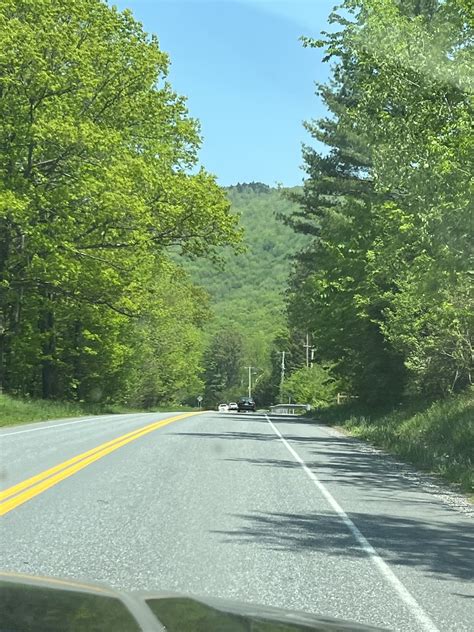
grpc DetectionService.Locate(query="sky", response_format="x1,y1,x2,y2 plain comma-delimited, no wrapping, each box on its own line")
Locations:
113,0,337,186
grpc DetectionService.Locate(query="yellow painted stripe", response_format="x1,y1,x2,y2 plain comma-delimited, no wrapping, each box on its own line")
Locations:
0,411,200,516
1,414,190,503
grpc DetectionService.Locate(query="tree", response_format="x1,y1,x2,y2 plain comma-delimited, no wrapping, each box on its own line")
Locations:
203,328,245,405
286,0,472,402
286,26,406,403
0,0,240,401
118,266,209,408
281,364,339,408
336,0,473,395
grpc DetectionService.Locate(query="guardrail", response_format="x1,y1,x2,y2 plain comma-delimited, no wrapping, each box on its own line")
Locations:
269,403,310,416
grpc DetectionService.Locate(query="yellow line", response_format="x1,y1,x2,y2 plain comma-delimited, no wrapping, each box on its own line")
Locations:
0,411,200,516
1,415,189,502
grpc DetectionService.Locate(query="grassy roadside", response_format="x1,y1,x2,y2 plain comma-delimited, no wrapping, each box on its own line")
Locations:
316,389,473,495
0,393,196,428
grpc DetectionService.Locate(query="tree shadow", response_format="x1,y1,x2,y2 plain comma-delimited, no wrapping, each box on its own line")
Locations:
171,431,279,442
171,428,355,447
251,415,324,425
175,424,440,496
213,510,474,582
222,429,448,496
219,413,300,422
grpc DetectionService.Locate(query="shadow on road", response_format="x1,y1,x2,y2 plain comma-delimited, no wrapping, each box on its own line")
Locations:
252,414,324,425
175,415,474,583
222,436,427,494
210,412,313,423
213,509,474,582
222,410,472,499
171,431,279,442
175,424,450,497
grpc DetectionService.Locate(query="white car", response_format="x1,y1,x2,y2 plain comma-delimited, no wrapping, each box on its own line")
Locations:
218,403,228,412
228,402,238,411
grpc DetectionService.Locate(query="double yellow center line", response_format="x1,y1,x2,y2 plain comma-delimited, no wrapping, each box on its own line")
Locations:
0,411,199,516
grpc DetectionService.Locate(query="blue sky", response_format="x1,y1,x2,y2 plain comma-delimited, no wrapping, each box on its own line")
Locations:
113,0,336,186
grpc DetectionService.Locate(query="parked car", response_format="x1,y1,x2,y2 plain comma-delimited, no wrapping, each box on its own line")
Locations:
228,402,238,411
237,397,256,412
217,403,228,412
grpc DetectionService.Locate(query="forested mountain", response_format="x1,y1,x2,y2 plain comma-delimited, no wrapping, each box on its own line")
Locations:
184,183,307,339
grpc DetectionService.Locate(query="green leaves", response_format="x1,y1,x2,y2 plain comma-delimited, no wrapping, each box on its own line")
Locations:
281,364,340,408
202,328,245,406
286,0,472,402
0,0,240,401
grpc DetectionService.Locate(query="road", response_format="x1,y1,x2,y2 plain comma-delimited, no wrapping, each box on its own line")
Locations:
1,410,473,631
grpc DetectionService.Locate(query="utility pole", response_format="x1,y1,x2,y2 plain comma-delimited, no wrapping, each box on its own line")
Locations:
304,333,316,368
279,351,285,395
304,333,311,368
245,366,254,398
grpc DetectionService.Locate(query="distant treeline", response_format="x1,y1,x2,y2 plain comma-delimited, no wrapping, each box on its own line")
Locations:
228,182,271,194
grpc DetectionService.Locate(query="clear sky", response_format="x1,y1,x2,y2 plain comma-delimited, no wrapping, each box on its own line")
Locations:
113,0,336,186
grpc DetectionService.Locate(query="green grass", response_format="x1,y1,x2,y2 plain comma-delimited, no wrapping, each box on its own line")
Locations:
0,393,196,428
317,389,473,494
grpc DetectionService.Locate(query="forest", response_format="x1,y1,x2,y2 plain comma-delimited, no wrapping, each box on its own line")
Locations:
1,0,472,426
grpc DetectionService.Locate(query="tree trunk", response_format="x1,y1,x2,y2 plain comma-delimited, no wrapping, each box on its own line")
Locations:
40,297,56,399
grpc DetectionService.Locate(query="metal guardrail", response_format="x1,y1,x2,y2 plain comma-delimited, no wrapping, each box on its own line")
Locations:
269,403,310,415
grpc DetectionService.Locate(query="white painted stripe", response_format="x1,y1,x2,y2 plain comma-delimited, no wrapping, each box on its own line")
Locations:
265,414,439,632
0,413,154,437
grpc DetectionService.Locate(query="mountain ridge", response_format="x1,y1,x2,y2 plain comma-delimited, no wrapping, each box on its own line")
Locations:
182,183,308,371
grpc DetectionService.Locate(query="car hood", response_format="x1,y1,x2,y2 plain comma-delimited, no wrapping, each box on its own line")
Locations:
0,572,389,631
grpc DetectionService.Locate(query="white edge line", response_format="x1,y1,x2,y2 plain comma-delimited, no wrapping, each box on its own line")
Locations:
0,412,155,437
264,414,439,632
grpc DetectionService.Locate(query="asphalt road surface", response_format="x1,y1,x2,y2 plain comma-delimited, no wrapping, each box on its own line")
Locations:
1,410,473,631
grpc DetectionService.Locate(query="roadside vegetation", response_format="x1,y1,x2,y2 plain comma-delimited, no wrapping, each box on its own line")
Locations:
0,393,195,428
283,0,472,408
319,390,473,493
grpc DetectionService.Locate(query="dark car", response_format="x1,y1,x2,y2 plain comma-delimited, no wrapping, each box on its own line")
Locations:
237,396,256,412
